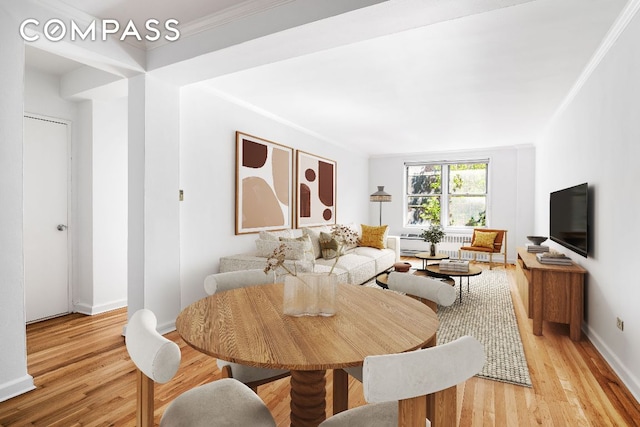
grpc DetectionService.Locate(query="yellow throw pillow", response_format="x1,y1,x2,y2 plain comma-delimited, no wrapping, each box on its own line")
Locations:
359,224,388,249
472,231,498,249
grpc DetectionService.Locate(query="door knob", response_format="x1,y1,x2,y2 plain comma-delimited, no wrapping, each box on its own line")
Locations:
57,224,67,231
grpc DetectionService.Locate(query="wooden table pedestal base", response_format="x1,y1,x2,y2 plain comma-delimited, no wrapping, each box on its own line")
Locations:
290,370,327,427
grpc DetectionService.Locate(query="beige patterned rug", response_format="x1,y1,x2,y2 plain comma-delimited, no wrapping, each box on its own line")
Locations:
366,268,532,387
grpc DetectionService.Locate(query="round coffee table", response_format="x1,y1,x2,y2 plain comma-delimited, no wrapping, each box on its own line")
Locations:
415,252,449,271
425,263,482,302
375,271,455,289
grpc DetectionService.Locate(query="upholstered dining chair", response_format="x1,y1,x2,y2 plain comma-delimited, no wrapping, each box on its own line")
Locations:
322,336,485,427
458,228,508,269
204,269,290,391
342,272,456,383
125,309,276,427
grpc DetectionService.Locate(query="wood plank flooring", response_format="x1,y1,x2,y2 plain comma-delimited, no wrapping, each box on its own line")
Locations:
1,265,639,426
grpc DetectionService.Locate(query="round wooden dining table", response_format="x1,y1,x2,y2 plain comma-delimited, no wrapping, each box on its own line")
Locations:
176,283,439,427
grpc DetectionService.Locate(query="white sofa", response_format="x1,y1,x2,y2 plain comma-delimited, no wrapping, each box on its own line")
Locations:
219,225,400,285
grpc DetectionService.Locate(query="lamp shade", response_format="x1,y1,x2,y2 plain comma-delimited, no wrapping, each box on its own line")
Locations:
370,186,392,202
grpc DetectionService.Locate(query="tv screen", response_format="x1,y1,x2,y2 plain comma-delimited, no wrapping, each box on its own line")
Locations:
550,183,589,257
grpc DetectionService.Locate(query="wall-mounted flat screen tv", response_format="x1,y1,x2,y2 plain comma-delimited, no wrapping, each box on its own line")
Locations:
550,182,589,257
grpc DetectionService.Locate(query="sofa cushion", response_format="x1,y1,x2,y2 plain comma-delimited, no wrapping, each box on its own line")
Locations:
472,231,498,249
360,224,388,249
302,226,330,259
255,235,313,261
280,235,315,262
353,247,396,275
259,229,294,241
220,254,349,283
319,231,340,259
317,254,376,285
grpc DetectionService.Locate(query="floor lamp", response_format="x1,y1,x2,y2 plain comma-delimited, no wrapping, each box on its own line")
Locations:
370,186,392,226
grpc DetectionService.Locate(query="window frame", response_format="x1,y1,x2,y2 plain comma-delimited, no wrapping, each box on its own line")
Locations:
404,159,489,231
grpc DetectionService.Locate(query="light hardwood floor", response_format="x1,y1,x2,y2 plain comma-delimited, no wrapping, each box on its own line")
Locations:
1,265,639,426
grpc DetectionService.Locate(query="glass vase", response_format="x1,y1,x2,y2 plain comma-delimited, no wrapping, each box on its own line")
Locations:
283,273,337,317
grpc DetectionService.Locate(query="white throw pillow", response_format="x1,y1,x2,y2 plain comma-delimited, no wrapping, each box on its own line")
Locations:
258,229,293,241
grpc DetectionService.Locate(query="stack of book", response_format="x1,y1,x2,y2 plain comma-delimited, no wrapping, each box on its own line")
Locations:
439,259,469,272
527,244,550,253
536,252,573,265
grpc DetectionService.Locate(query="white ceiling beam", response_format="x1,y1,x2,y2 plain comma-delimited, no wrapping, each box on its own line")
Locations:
148,0,535,86
60,66,127,100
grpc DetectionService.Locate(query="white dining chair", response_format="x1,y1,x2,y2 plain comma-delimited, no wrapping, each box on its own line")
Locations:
322,336,484,427
125,309,276,427
343,272,456,383
204,269,290,391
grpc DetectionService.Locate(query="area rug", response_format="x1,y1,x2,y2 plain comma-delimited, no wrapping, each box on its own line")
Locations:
436,269,531,387
366,268,532,387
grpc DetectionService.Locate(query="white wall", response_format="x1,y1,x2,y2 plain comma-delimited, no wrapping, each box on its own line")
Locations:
74,101,94,308
92,98,128,312
24,68,77,120
534,10,640,401
179,85,370,307
0,5,34,403
369,145,536,262
127,75,181,332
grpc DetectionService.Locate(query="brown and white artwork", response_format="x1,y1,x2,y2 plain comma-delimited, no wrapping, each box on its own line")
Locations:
236,132,293,234
296,150,336,228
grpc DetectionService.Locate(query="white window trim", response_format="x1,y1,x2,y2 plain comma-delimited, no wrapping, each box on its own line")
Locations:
404,159,489,231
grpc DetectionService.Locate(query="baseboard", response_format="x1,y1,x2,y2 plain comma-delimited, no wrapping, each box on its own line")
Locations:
0,375,35,403
584,324,640,403
121,320,175,338
73,299,127,316
157,320,177,335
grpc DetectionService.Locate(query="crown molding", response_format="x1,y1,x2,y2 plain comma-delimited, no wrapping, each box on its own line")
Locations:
29,0,146,51
32,0,96,25
145,0,294,50
543,0,640,137
31,0,294,52
203,85,361,154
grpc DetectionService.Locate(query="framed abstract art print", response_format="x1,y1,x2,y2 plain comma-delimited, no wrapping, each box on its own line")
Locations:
235,132,294,234
296,150,337,228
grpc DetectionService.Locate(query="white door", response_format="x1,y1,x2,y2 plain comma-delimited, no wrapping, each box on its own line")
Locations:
24,115,70,323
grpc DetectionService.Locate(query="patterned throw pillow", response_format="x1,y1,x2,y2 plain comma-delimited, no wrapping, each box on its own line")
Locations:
302,226,329,259
319,231,339,260
472,231,498,249
255,235,313,261
279,235,315,262
359,224,388,249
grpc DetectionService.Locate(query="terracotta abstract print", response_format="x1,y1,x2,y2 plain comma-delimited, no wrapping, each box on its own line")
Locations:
236,132,293,234
296,151,336,227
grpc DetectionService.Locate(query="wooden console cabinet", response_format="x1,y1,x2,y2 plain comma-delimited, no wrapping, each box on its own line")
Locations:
516,247,587,341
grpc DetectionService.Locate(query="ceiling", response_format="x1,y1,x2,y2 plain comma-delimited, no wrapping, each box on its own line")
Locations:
25,0,629,156
56,0,243,29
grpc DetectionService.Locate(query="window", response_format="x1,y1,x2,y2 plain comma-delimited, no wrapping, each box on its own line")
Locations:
405,161,488,228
